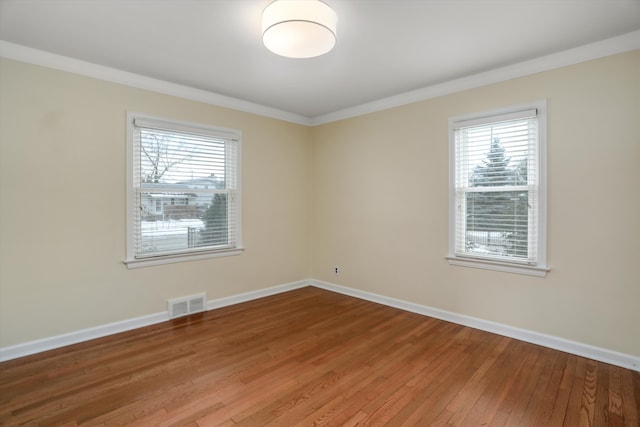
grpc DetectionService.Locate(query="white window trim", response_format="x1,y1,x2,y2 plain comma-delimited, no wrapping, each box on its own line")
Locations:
124,112,243,268
125,248,244,269
447,100,548,277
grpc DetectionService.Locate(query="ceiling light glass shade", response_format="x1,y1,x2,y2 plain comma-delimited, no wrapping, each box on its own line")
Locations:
262,0,337,59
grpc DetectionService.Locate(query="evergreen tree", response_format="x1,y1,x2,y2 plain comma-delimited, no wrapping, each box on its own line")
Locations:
470,138,511,187
506,157,529,256
201,193,228,246
466,138,528,257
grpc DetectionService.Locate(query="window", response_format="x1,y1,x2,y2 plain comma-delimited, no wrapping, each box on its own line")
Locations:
448,101,547,276
125,113,242,268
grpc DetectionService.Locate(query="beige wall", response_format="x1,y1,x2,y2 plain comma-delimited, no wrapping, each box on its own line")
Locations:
312,50,640,357
1,50,639,358
0,59,312,347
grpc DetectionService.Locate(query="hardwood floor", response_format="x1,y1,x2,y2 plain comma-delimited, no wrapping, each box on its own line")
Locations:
1,287,639,426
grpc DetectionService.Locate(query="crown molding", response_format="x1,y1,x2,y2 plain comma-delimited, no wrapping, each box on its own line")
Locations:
0,40,312,126
310,30,640,125
2,30,639,127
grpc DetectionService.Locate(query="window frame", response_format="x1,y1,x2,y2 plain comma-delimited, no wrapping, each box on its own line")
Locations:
125,112,243,268
447,101,548,277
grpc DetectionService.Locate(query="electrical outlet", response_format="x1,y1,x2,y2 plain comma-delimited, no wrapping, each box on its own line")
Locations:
333,265,339,275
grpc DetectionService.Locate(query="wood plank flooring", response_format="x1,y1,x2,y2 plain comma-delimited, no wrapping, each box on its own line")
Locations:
1,286,639,426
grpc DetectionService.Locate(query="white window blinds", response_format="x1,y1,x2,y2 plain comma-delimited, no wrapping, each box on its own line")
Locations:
126,113,241,266
452,107,540,265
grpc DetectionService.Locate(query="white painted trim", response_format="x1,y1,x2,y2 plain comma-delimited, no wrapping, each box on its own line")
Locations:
446,256,549,277
0,312,168,362
123,248,245,269
310,30,640,125
124,111,244,269
2,31,639,127
0,41,312,126
2,278,638,372
0,279,310,362
206,280,309,310
446,100,548,277
310,279,640,372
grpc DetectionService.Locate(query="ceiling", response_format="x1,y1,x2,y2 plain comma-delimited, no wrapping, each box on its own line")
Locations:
1,0,640,123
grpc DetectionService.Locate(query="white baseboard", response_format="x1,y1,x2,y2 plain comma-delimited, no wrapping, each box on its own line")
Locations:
0,280,310,362
0,311,168,362
206,280,309,310
2,278,638,372
310,279,640,372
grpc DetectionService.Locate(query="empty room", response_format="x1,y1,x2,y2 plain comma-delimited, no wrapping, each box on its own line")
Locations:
1,0,639,425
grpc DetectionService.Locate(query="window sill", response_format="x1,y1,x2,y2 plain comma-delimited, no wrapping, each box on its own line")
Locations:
446,256,549,277
124,248,244,269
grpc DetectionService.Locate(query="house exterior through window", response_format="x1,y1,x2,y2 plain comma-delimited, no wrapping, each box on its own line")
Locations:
125,113,242,268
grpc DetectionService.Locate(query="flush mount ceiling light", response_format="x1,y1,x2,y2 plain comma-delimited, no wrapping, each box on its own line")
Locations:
262,0,337,59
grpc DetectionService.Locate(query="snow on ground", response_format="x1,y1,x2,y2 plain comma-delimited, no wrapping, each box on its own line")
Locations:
141,219,204,235
140,219,204,253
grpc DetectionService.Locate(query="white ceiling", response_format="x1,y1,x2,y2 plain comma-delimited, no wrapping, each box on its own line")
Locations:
1,0,640,123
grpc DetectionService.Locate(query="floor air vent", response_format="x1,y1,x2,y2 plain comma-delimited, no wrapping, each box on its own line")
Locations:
168,293,206,319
